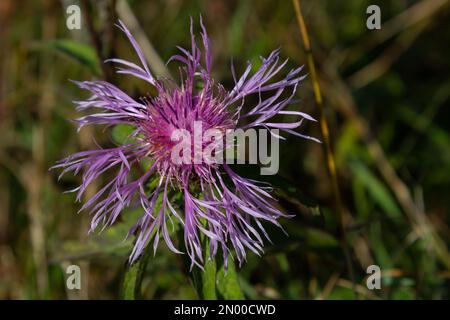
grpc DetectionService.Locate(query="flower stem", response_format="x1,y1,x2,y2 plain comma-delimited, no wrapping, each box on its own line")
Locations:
121,239,153,299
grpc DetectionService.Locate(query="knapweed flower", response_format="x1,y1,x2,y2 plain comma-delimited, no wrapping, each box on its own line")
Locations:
53,18,316,270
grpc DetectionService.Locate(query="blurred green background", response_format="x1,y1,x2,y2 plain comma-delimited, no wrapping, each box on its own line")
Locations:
1,0,450,299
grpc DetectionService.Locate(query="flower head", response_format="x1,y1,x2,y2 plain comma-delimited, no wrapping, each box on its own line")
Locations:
53,17,316,269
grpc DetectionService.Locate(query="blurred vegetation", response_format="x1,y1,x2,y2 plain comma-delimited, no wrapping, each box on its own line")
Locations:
1,0,450,300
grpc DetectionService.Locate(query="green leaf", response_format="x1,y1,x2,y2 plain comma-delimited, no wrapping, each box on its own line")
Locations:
216,257,245,300
190,240,218,300
349,160,401,218
46,39,101,75
305,228,340,248
202,257,218,299
370,221,393,268
121,259,141,300
191,256,217,300
352,176,370,219
121,247,151,300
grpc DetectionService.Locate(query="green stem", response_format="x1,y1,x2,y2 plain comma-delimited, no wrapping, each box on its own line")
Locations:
189,239,245,300
121,242,152,300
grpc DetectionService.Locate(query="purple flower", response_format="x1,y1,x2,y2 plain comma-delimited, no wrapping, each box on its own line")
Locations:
52,18,316,270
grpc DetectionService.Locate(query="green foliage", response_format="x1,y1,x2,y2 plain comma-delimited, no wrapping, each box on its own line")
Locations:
216,258,245,300
349,160,401,219
191,255,218,300
122,255,147,300
45,39,101,76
